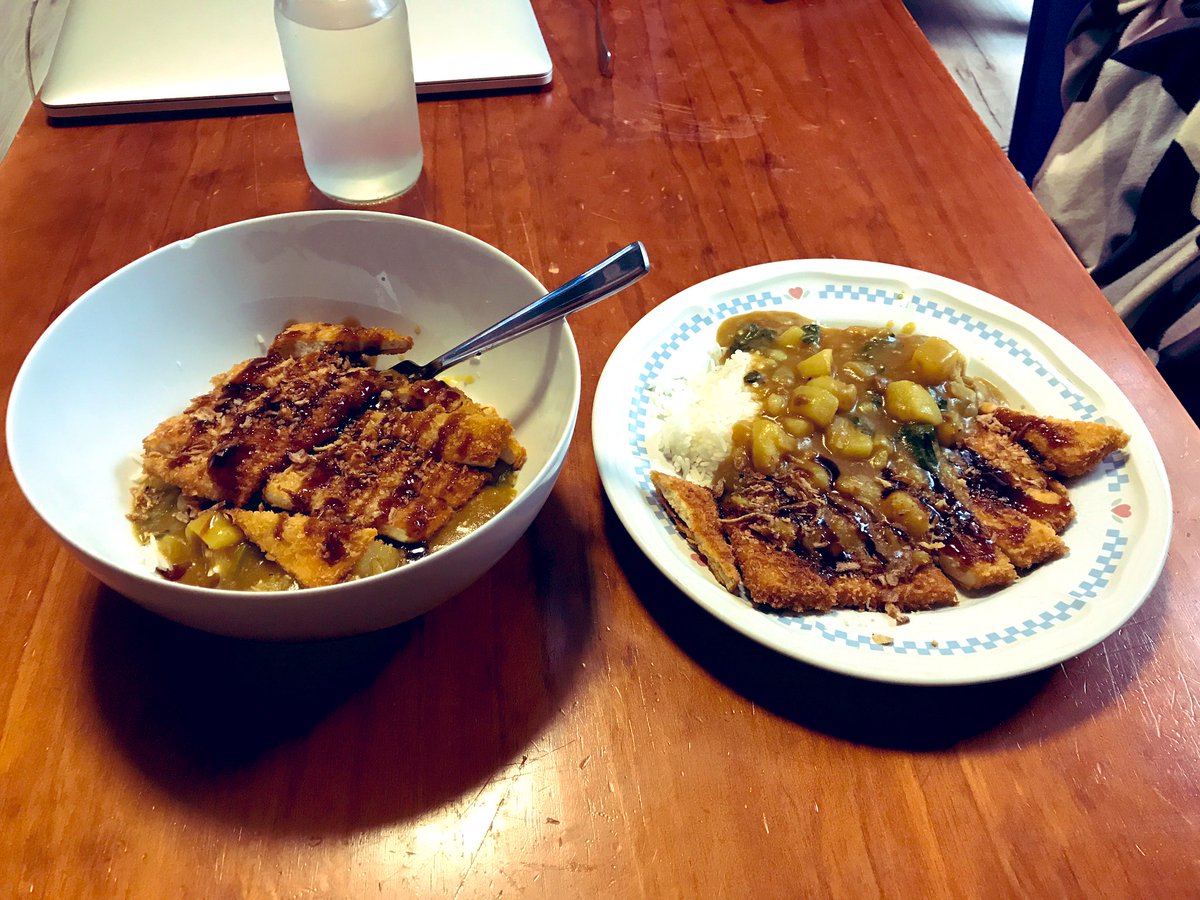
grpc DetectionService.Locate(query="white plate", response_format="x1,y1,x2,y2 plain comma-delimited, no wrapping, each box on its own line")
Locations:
593,260,1172,685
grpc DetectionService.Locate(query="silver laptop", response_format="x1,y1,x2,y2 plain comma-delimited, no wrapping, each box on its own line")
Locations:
40,0,552,118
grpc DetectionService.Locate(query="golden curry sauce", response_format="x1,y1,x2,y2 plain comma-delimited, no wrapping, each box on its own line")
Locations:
714,311,1006,513
133,475,517,590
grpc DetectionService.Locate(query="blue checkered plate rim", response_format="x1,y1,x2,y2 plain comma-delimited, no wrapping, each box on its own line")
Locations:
592,260,1171,685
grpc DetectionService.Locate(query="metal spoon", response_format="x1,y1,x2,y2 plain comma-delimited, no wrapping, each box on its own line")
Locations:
392,241,649,381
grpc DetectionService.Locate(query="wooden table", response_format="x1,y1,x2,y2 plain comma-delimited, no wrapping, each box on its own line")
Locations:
2,1,1197,896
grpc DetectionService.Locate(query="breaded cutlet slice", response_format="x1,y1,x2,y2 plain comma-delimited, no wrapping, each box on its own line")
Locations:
650,471,741,592
262,407,491,543
716,467,959,614
723,523,836,612
881,472,1019,591
724,518,958,615
940,451,1067,571
980,405,1129,478
936,422,1072,570
956,419,1075,533
934,549,1018,592
890,567,960,611
142,350,385,506
831,566,959,613
229,510,378,588
269,322,414,358
376,375,525,469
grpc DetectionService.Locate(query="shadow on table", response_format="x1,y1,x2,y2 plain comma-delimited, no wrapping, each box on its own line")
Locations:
85,493,595,836
606,501,1163,752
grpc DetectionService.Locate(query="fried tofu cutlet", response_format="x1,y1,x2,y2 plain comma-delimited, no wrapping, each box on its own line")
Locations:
980,405,1130,478
723,524,836,612
956,419,1075,533
940,420,1075,570
721,514,958,615
264,442,489,544
377,374,525,468
882,467,1019,591
650,471,741,592
716,468,959,614
261,388,521,543
938,456,1065,572
269,322,414,358
134,321,529,591
229,509,379,588
142,349,386,506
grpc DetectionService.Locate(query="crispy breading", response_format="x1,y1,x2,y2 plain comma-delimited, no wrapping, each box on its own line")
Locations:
955,420,1074,533
269,322,414,358
262,408,491,543
377,374,521,469
882,472,1019,591
724,523,836,612
825,548,962,611
261,374,524,544
939,455,1066,571
891,566,960,611
229,509,378,588
725,512,958,613
933,551,1018,591
714,467,961,613
981,405,1129,478
650,471,741,592
142,350,385,506
935,420,1074,569
831,565,959,613
135,321,526,591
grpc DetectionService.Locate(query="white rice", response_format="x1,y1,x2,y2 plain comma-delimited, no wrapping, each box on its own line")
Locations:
651,350,762,488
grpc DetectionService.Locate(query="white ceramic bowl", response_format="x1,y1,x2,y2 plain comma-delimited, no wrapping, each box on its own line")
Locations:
7,211,580,639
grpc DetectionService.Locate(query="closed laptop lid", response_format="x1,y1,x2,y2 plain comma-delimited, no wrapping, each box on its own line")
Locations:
40,0,553,117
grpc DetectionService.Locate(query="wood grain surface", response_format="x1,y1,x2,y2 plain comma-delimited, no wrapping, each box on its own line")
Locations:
1,1,1197,897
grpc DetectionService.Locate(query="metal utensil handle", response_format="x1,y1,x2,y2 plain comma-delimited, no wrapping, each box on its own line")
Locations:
595,0,614,78
428,241,649,372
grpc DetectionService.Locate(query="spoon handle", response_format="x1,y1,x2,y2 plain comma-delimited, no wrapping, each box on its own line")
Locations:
595,0,614,78
427,241,649,374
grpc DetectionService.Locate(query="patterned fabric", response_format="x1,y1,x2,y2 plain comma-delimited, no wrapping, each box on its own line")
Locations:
1033,0,1200,416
